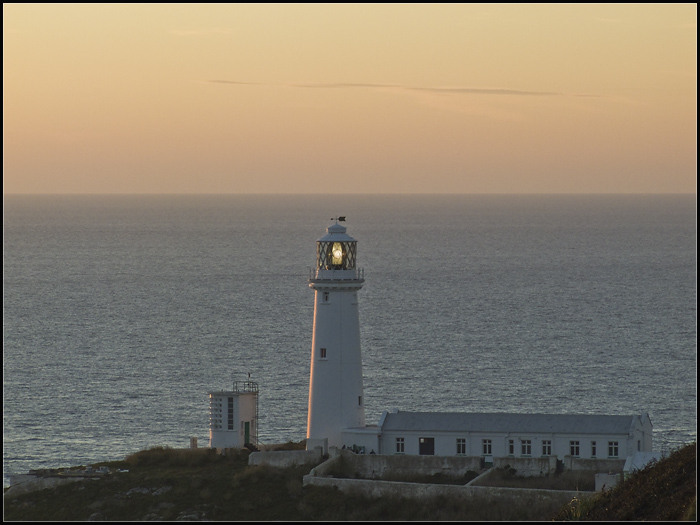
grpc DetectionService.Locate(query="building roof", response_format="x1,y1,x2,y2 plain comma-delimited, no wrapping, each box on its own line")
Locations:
381,411,638,436
207,391,256,396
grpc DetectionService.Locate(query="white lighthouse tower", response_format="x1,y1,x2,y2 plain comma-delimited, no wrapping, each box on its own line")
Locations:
306,218,366,451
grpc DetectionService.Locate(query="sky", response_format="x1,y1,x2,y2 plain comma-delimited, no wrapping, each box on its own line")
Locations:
3,3,697,194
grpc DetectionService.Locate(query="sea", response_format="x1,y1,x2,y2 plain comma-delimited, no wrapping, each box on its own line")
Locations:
3,194,697,487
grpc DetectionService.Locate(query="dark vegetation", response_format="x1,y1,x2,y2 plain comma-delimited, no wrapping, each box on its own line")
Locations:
4,442,696,521
554,441,696,521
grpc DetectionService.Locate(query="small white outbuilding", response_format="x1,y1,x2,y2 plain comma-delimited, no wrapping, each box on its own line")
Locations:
208,381,259,449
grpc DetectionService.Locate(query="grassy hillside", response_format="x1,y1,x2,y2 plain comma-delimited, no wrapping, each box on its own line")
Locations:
4,442,696,521
554,442,696,521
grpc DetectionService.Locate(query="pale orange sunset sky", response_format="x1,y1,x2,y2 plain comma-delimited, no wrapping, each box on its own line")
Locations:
3,3,697,194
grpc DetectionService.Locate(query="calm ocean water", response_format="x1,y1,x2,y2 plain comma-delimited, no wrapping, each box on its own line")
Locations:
3,194,696,486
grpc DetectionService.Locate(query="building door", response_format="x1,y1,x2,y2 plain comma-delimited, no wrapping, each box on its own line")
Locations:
244,422,250,445
419,437,434,455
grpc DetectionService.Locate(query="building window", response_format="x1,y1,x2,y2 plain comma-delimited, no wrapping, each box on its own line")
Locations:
227,397,234,430
482,439,492,455
608,441,619,458
320,348,327,359
542,440,552,456
323,291,330,302
591,441,597,458
358,396,362,406
210,396,223,430
508,439,514,456
637,440,641,452
457,438,466,455
521,439,532,456
570,441,580,457
396,437,405,454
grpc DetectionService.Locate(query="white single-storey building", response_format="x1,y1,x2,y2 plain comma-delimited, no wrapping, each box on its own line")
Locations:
341,410,653,460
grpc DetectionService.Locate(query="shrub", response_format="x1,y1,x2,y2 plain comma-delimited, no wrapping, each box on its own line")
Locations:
124,445,243,468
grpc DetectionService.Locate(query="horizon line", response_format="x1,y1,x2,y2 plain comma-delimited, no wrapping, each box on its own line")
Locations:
4,191,696,197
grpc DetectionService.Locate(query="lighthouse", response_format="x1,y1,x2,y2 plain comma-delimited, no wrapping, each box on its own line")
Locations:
306,218,366,451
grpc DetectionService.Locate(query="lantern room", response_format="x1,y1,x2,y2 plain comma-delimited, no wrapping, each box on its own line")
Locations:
316,222,357,271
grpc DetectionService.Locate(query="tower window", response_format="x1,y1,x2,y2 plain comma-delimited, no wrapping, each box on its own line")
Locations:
358,396,362,406
320,348,327,359
323,291,329,302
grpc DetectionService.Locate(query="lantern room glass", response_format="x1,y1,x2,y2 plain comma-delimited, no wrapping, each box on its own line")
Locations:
317,240,357,270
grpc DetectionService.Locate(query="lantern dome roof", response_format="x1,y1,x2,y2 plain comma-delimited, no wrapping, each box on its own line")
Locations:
318,222,356,243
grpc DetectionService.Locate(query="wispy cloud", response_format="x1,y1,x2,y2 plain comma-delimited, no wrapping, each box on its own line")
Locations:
406,86,562,97
206,80,598,98
204,79,606,122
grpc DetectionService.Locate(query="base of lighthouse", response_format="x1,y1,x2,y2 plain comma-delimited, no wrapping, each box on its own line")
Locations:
307,279,366,449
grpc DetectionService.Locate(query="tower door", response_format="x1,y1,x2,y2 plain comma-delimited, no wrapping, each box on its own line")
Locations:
419,437,435,455
244,422,250,445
